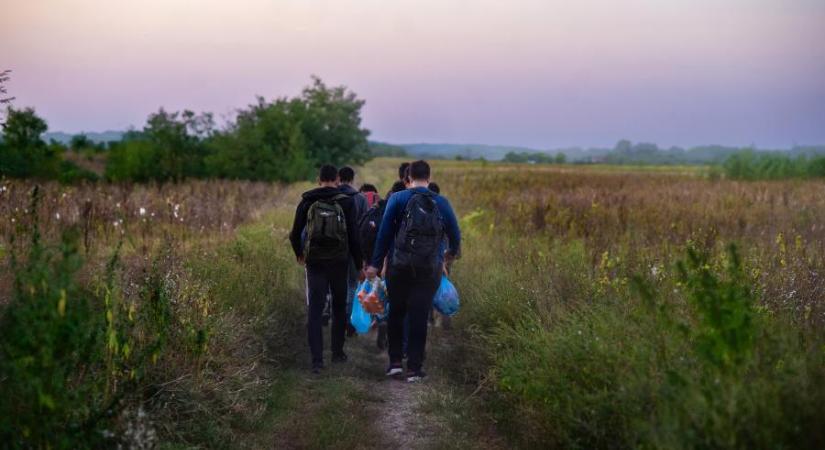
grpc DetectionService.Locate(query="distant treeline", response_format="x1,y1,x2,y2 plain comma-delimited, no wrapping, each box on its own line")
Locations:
0,77,371,183
723,150,825,180
503,151,566,164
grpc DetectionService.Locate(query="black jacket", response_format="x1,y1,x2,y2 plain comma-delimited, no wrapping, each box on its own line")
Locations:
289,186,363,269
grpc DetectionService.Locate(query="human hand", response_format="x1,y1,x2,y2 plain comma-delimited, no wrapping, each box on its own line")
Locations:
297,255,305,266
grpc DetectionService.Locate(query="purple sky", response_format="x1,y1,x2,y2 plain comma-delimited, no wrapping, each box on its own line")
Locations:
2,0,824,148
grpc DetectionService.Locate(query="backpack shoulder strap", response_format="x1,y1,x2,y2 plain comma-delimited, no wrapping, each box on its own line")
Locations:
328,193,350,205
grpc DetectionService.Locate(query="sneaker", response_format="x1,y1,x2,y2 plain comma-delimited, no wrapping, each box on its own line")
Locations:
332,352,348,363
406,369,426,383
385,363,403,377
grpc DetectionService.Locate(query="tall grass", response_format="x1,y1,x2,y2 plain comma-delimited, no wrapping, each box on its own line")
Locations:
0,182,307,448
426,162,825,449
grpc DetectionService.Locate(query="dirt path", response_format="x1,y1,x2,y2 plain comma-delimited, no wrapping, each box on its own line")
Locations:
345,329,443,449
265,323,501,450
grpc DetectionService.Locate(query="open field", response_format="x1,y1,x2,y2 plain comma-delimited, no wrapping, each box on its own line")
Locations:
1,158,824,449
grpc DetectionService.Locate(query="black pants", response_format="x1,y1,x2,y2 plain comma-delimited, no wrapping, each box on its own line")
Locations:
306,261,349,365
386,266,441,372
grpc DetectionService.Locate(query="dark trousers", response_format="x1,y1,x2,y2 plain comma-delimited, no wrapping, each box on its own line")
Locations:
386,266,441,371
306,261,348,365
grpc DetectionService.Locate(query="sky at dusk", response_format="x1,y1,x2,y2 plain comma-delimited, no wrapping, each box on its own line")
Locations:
2,0,824,149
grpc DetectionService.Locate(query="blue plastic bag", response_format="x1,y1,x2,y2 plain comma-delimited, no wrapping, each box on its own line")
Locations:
433,276,460,317
350,281,372,334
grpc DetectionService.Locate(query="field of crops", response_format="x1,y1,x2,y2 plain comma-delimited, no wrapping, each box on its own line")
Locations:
1,158,824,448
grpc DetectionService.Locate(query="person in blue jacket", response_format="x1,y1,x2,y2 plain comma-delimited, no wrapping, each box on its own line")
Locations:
366,160,461,382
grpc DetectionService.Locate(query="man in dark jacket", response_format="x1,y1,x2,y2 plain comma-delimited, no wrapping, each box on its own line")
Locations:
366,160,461,382
289,165,363,373
338,166,369,336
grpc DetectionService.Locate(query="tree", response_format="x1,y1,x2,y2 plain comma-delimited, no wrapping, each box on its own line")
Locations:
0,69,14,125
204,77,370,181
614,139,632,155
554,152,567,164
105,109,212,182
70,134,93,152
0,107,60,178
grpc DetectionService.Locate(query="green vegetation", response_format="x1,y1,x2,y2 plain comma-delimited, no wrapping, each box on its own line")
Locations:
430,161,825,449
0,107,97,183
723,150,825,180
2,77,371,184
369,141,409,157
503,150,566,164
2,158,824,448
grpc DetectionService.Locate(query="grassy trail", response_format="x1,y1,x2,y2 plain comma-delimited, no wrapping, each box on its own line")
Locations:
258,323,500,449
208,169,501,448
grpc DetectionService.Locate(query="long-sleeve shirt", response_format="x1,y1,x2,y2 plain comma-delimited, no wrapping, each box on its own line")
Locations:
289,186,363,269
370,186,461,269
339,184,368,222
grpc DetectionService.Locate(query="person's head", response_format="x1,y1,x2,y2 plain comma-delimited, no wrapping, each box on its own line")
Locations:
409,160,431,186
359,183,378,193
403,165,412,187
388,180,406,197
398,162,410,181
338,166,355,185
427,182,440,194
318,164,338,186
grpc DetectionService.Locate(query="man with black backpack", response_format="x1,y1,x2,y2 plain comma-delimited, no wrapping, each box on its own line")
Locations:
338,166,369,337
290,165,363,374
366,160,461,382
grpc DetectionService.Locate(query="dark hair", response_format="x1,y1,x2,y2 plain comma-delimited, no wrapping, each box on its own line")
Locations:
319,164,338,182
338,166,355,183
427,182,440,194
388,180,406,197
398,162,410,181
409,160,430,181
359,183,378,193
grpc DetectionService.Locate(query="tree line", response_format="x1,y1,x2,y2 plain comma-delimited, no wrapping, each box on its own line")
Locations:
0,77,371,183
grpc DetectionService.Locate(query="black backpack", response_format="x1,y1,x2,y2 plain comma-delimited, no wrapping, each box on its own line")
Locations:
358,199,386,265
304,194,349,263
391,192,444,272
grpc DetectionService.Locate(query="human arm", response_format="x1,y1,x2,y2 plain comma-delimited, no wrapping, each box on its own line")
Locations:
289,200,308,261
343,197,364,270
438,197,461,260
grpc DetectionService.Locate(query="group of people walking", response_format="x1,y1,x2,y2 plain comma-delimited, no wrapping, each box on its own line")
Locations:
289,160,461,382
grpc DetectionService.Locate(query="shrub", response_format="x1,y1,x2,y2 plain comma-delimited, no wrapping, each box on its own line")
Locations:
0,190,170,448
476,243,825,449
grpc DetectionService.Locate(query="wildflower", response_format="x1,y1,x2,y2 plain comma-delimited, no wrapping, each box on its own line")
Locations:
139,207,146,216
650,265,659,277
55,212,61,220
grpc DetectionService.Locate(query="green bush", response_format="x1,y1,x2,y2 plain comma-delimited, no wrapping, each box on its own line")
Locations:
467,242,825,449
58,160,99,184
0,192,170,448
722,150,825,180
0,107,61,179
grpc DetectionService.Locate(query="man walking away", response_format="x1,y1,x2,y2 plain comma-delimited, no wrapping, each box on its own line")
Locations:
290,165,363,374
366,160,461,382
338,166,368,337
398,161,410,184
